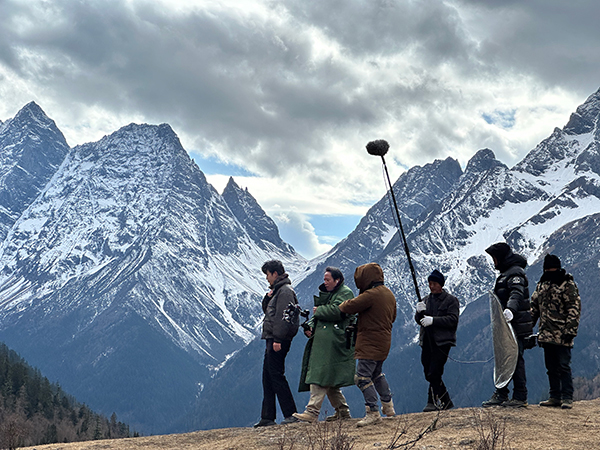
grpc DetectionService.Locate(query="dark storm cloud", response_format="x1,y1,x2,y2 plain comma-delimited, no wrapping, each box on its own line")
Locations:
0,0,388,175
454,0,600,97
281,0,475,63
1,0,599,179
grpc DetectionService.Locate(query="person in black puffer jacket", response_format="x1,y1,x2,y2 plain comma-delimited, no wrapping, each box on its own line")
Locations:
482,242,533,408
415,269,459,412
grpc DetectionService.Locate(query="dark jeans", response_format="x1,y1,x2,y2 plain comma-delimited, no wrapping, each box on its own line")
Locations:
421,334,451,405
543,343,573,400
356,359,392,410
261,339,297,420
496,337,527,401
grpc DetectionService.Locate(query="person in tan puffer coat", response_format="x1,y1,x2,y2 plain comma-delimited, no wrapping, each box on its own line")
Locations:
339,262,397,427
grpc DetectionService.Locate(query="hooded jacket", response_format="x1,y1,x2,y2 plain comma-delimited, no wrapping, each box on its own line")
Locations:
338,263,396,361
485,244,533,337
531,269,581,347
261,274,299,342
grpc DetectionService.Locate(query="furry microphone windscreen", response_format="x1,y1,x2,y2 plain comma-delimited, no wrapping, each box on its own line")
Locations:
366,139,389,156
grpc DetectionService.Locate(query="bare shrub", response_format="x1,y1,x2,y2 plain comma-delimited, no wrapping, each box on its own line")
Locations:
274,420,356,450
305,420,356,450
387,412,439,449
471,409,512,450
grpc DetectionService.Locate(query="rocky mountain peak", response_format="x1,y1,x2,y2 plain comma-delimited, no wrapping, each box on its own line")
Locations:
464,148,505,174
222,176,293,252
563,87,600,135
0,103,69,242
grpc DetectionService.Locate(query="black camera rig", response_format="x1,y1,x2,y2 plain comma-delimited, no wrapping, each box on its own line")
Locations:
282,303,311,331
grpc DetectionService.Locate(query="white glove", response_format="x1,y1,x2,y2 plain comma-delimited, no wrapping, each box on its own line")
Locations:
420,316,433,327
416,302,427,313
503,309,514,323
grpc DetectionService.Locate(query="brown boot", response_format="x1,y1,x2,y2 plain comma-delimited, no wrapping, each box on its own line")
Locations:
357,407,381,427
292,411,318,423
381,400,396,417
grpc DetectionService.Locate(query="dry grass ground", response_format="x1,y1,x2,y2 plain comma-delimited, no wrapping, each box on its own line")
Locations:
23,398,600,450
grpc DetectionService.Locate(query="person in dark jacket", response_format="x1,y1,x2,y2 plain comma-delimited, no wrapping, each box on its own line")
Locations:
254,260,299,427
531,254,581,409
339,263,397,427
482,242,533,408
415,269,459,412
293,267,355,423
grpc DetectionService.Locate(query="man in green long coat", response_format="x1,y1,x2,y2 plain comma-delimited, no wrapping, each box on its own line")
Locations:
293,267,356,423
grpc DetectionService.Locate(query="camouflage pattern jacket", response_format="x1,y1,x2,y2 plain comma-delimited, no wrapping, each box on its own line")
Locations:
531,269,581,347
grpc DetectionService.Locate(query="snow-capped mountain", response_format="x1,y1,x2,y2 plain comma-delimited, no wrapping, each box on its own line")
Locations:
0,102,69,242
294,156,463,305
192,87,600,429
0,104,306,432
3,86,600,433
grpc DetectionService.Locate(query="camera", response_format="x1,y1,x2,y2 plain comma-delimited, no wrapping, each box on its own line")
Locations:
282,303,310,330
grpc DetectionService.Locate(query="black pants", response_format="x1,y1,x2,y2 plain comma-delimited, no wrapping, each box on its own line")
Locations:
497,337,527,401
421,334,451,405
543,343,573,401
261,339,297,420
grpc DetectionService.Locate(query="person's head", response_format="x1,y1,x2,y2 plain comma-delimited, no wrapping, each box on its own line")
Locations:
543,254,561,272
261,260,285,285
427,269,445,294
485,242,512,270
323,266,344,292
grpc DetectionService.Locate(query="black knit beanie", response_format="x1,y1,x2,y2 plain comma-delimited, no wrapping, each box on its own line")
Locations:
427,269,445,287
544,254,561,271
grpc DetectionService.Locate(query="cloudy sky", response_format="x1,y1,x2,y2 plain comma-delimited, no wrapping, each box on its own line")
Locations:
1,0,599,258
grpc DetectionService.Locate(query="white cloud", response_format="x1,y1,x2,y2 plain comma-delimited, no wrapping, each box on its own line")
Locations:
1,0,599,252
273,210,332,259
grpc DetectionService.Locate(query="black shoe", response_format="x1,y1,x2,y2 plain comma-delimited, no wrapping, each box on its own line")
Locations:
539,398,561,407
482,393,508,407
254,418,277,428
502,399,528,408
280,416,300,425
422,403,437,412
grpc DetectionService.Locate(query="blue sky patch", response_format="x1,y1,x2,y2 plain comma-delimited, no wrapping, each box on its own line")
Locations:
482,109,517,129
190,151,257,177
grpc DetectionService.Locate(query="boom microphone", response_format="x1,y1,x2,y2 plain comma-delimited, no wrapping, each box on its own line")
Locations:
366,139,389,156
366,139,422,302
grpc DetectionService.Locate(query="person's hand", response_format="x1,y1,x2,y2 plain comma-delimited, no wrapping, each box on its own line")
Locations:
420,316,433,327
503,309,514,323
273,342,282,352
416,302,426,313
304,329,313,338
313,306,318,314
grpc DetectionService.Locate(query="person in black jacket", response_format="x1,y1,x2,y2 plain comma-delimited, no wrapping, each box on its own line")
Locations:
482,242,533,408
415,269,459,412
254,260,300,427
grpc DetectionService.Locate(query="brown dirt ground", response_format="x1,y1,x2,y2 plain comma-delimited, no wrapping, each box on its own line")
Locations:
23,398,600,450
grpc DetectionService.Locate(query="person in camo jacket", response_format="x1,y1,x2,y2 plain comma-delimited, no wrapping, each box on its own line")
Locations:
531,254,581,409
